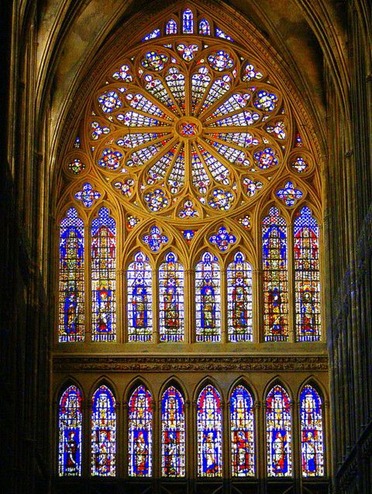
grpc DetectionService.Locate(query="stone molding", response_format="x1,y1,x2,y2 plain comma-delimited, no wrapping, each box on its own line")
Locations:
53,354,328,372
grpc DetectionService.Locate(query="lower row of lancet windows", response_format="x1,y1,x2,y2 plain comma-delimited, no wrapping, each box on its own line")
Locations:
58,382,325,478
59,206,321,344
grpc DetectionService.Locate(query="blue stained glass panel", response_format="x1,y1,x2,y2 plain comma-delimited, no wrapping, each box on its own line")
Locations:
91,208,116,342
127,252,153,341
128,385,153,477
91,385,116,476
230,385,255,476
161,386,186,477
59,208,85,342
197,385,222,477
227,252,253,342
58,385,83,476
195,252,221,342
266,385,292,477
159,252,185,342
300,385,325,477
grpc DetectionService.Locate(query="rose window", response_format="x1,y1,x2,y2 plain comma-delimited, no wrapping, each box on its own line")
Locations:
89,36,292,222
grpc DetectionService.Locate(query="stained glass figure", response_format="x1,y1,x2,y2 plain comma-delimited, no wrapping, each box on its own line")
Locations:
300,384,324,477
128,385,153,477
59,208,85,342
208,226,236,251
91,207,116,342
230,385,255,476
166,19,178,35
199,19,211,35
182,8,194,34
227,252,253,342
127,252,153,342
262,207,288,341
197,385,222,477
161,386,186,477
266,385,292,477
294,207,321,341
195,252,221,342
74,182,101,208
159,252,185,342
58,385,83,476
91,385,116,476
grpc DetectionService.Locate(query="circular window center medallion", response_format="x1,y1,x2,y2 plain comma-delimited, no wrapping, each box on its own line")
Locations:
176,117,202,138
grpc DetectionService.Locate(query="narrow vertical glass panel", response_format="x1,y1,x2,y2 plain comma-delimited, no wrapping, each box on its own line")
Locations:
58,207,85,342
91,385,116,476
227,252,253,342
262,207,288,341
266,385,292,477
182,8,194,34
161,386,186,477
159,252,185,342
230,384,255,476
58,385,83,476
199,18,211,35
128,385,153,477
91,207,116,342
294,206,321,341
195,252,221,342
300,385,325,477
127,252,153,342
197,385,222,477
166,18,178,35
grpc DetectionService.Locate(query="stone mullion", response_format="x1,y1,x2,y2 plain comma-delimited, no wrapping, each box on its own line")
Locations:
220,265,227,343
287,222,295,343
117,269,124,343
323,399,331,478
291,399,301,490
82,395,91,477
85,221,92,342
151,259,159,344
122,401,129,478
185,269,194,343
253,268,262,343
255,400,266,484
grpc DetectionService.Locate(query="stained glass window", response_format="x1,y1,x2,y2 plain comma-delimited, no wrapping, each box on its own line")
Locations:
230,384,255,476
128,385,153,477
165,19,178,35
266,385,292,477
58,385,83,476
161,386,186,477
195,252,221,342
91,207,116,342
159,252,185,342
262,207,288,341
199,19,211,35
182,9,194,34
58,208,85,342
197,385,222,477
294,206,321,341
300,385,324,477
127,252,153,342
91,385,116,476
227,252,253,342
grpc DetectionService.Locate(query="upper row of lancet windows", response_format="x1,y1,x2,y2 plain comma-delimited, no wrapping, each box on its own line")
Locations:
58,204,321,344
141,8,235,42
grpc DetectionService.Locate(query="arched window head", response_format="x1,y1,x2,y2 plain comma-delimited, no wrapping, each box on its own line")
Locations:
127,252,152,342
58,385,83,476
230,384,255,476
197,385,222,477
300,384,325,477
128,385,153,477
91,207,116,342
227,252,253,342
59,208,85,342
266,384,292,477
159,252,185,342
294,206,321,341
91,385,116,476
161,386,186,477
182,8,194,34
198,18,211,36
165,18,178,35
195,252,221,342
262,208,288,341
